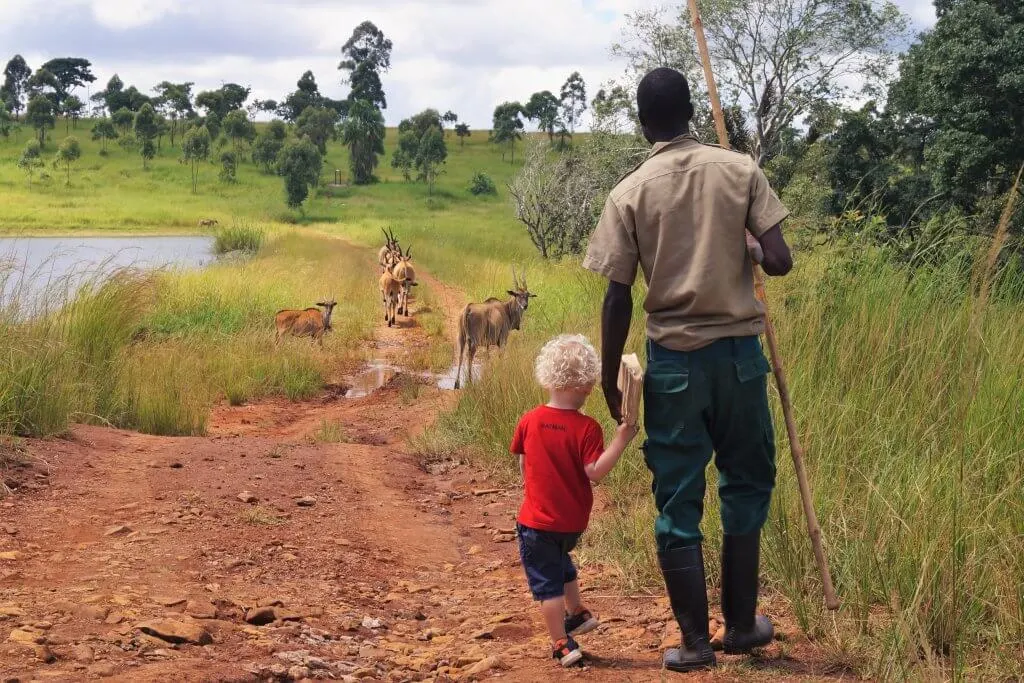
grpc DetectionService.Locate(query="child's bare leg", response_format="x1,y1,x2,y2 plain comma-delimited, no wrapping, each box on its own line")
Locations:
564,580,583,615
540,597,568,643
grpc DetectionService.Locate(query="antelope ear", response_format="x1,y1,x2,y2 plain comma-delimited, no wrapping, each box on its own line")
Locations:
507,290,517,297
528,293,537,297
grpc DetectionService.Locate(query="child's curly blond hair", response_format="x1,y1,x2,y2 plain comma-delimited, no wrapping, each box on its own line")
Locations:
534,334,600,390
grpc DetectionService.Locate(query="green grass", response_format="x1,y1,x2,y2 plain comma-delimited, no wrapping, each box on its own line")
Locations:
1,117,1022,679
214,223,265,254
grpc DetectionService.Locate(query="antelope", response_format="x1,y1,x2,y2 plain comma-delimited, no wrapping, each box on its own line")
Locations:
378,228,401,273
198,218,219,227
275,300,336,347
391,244,417,316
379,270,404,328
453,268,537,389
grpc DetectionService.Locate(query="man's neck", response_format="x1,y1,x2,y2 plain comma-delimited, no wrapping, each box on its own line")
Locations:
648,128,689,143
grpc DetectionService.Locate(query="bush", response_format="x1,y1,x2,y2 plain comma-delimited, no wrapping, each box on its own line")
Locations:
468,172,497,196
214,224,265,254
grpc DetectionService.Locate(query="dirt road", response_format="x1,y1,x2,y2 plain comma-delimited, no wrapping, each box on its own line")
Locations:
0,247,838,682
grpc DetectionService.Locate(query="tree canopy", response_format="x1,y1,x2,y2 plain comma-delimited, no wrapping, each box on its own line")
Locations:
341,99,386,185
277,137,323,209
340,21,392,110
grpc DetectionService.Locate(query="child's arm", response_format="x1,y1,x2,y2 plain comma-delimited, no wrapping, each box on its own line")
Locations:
519,453,525,480
585,422,638,483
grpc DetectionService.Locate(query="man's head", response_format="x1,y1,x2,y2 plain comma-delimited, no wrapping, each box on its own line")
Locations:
637,67,694,143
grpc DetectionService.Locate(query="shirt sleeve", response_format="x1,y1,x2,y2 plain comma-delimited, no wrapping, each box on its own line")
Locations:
579,420,606,466
582,195,639,286
746,163,790,238
510,417,526,455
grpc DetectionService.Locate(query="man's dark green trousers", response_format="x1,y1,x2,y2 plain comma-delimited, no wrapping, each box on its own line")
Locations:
642,335,776,551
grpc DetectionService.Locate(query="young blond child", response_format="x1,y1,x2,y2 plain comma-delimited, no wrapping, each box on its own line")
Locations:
510,334,638,667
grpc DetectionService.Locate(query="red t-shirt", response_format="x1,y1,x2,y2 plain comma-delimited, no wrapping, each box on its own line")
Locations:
510,405,605,533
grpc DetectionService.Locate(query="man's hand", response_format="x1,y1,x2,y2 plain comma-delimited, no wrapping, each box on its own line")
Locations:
745,231,764,264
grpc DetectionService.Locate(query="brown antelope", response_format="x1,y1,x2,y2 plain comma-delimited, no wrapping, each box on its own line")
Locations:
453,268,537,389
391,244,417,316
379,270,404,328
378,228,401,273
198,218,219,227
275,300,337,347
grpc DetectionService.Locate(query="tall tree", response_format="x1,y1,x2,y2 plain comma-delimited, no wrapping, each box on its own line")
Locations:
18,139,43,184
26,69,60,107
455,123,471,148
283,70,323,122
112,107,134,135
195,84,250,121
181,125,211,194
524,91,561,142
888,0,1024,210
2,55,32,119
339,21,393,110
340,99,386,184
252,119,287,173
417,127,447,195
295,105,339,155
559,72,587,138
39,58,95,108
153,81,194,147
276,137,322,209
62,95,84,132
134,103,159,168
0,102,13,140
26,95,55,147
222,109,256,153
53,135,81,186
97,75,129,115
491,102,525,163
442,110,458,136
91,118,118,154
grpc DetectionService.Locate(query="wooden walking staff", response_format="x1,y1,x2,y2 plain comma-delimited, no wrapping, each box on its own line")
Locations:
686,0,840,611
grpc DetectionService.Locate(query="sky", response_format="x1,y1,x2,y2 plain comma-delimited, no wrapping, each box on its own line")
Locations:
0,0,939,129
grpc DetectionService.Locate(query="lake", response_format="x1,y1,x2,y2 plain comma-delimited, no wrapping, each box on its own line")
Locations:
0,235,215,308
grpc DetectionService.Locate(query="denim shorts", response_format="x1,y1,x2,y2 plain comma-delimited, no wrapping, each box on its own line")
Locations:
517,523,581,601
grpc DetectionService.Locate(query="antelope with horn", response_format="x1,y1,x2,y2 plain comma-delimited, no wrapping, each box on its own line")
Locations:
391,244,418,316
274,300,337,348
378,227,401,273
453,267,536,389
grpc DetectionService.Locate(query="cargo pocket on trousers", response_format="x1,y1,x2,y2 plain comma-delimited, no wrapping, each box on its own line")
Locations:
643,369,689,446
735,355,771,383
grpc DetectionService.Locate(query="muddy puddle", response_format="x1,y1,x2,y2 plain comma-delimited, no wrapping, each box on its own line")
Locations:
344,359,483,398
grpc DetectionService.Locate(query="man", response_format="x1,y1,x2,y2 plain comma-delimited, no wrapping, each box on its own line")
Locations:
582,67,793,673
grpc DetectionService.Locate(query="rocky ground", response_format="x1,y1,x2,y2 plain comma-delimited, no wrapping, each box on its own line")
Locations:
1,253,846,682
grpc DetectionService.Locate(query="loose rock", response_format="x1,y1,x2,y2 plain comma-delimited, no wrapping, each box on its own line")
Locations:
8,628,43,645
237,492,258,504
461,656,507,679
0,551,21,561
185,599,217,619
244,606,277,626
103,525,131,537
361,616,384,630
137,619,213,645
34,644,56,663
295,496,317,507
71,644,95,662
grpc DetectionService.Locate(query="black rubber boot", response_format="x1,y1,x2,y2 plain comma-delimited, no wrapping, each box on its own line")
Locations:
722,531,774,654
658,545,717,672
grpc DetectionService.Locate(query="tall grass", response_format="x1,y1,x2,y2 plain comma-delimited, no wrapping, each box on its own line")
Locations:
213,223,265,254
0,231,380,438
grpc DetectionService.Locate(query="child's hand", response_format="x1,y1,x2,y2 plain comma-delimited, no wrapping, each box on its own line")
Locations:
615,421,639,443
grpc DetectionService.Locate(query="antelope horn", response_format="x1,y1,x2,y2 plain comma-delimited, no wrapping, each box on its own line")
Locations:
381,227,389,244
405,244,411,258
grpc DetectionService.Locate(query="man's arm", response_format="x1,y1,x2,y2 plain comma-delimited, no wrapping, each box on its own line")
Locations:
751,225,793,276
601,281,633,423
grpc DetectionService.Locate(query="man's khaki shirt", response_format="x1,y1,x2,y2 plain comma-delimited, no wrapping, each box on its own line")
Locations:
582,135,789,352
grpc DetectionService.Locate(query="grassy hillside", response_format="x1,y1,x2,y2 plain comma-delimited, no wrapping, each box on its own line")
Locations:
1,117,1022,680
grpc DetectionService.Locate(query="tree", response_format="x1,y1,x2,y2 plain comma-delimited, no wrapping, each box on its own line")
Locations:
26,69,60,107
91,118,118,154
26,95,55,147
392,109,447,192
524,91,561,142
53,135,81,186
134,103,159,168
559,72,587,138
112,107,134,135
219,150,238,183
340,99,385,184
18,139,43,184
62,95,84,131
181,125,211,194
283,70,323,122
0,102,13,139
455,123,471,148
339,21,393,110
196,84,250,121
888,0,1024,210
276,137,322,209
295,105,339,155
153,81,194,147
222,108,256,153
442,110,458,135
39,58,95,109
2,55,32,119
616,0,908,167
253,119,287,173
491,102,525,162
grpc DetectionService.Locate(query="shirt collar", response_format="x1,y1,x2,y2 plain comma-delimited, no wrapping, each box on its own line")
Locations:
648,133,700,159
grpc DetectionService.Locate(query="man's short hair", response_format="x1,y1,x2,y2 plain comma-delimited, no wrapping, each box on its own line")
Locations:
637,68,694,131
